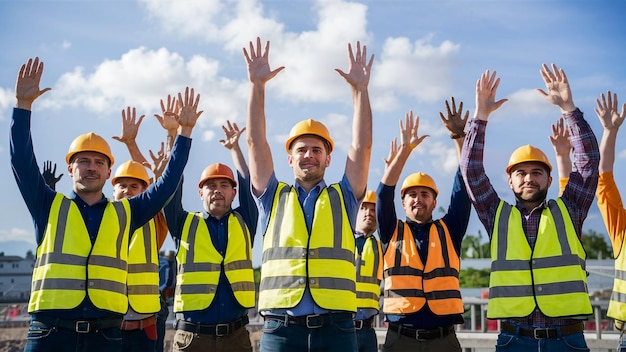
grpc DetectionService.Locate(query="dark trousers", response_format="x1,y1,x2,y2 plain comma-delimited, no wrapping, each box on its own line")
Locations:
24,320,122,352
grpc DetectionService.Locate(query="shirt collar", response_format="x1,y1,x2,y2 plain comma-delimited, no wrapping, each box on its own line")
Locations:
294,179,326,197
70,191,108,206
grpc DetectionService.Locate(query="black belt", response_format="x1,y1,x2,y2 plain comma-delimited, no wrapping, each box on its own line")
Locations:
354,316,375,330
389,323,454,341
264,312,354,329
175,316,249,337
501,322,585,339
34,316,122,333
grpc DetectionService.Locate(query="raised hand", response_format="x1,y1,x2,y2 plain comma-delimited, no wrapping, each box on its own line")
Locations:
439,97,469,137
549,117,571,156
595,90,626,132
176,87,203,137
112,107,145,144
474,70,507,121
335,41,374,92
16,57,51,110
243,37,285,85
536,63,575,112
219,120,245,150
154,94,179,136
383,137,398,169
42,160,63,190
147,142,168,180
400,110,428,151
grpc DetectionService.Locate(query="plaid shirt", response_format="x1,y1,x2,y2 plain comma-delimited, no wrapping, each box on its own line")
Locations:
460,108,599,328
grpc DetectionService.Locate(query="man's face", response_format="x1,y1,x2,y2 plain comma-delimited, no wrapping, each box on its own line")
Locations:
508,161,552,204
355,201,377,235
113,177,147,201
402,186,437,224
199,177,237,218
288,136,331,184
68,151,111,194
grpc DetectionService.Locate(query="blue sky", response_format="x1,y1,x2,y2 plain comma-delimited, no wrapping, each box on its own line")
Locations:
1,0,625,266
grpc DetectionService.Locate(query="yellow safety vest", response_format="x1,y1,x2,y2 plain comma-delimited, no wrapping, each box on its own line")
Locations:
174,211,255,312
488,199,592,319
127,219,160,314
258,183,356,312
356,235,383,310
383,220,463,315
608,236,626,320
29,193,130,314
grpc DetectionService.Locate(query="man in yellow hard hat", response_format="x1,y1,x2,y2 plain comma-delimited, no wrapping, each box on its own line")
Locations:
9,57,200,352
354,190,383,352
460,65,599,352
378,100,471,352
244,37,374,351
164,121,258,352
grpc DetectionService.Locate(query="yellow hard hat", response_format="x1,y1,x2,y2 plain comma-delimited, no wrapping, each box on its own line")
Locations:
362,190,376,204
65,132,114,166
285,119,334,153
111,160,150,186
198,163,237,188
400,172,438,197
506,144,552,174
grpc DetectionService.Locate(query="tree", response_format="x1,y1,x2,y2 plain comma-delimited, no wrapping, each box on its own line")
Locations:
582,229,613,260
461,231,490,259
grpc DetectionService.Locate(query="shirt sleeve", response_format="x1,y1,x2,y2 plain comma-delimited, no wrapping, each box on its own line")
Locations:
460,118,501,237
596,172,626,256
235,171,259,243
441,167,472,254
154,211,169,250
163,176,187,243
376,182,398,245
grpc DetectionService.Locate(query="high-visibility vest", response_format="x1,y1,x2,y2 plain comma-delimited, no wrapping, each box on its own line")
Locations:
174,211,255,312
29,193,130,314
356,235,383,310
127,219,160,314
383,220,463,315
608,235,626,320
488,199,592,319
258,182,356,312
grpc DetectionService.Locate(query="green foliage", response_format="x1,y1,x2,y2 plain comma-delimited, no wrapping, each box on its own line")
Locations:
459,267,490,287
582,229,613,259
461,231,490,259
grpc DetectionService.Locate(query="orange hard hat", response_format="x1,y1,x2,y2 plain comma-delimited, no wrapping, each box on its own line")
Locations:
66,132,114,166
285,119,334,153
111,160,150,186
506,145,552,174
198,163,237,188
400,172,438,197
362,190,376,204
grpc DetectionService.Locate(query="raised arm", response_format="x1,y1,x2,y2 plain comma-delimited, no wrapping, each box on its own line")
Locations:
381,111,428,186
536,63,576,114
473,70,508,121
112,106,149,165
15,57,51,111
220,120,249,177
335,42,374,199
243,37,284,196
596,91,626,173
176,87,202,138
549,117,572,195
154,94,179,157
439,96,469,159
41,160,63,191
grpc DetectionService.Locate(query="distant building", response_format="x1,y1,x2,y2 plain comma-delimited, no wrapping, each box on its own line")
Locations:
0,253,35,302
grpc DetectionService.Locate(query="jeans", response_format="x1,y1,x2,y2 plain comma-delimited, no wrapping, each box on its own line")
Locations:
172,326,252,352
356,327,378,352
24,320,122,352
155,298,169,352
495,331,589,352
260,317,357,352
121,328,156,352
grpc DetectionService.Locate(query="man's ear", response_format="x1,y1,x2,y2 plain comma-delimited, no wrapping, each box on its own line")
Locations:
67,164,74,177
325,154,331,167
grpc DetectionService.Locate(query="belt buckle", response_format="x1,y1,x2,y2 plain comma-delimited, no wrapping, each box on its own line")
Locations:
215,323,230,337
75,320,91,333
415,330,428,342
354,320,363,330
306,314,323,329
533,328,550,339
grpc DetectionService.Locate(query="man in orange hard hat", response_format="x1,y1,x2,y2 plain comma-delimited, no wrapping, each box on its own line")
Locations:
354,190,383,352
164,121,258,352
244,36,374,351
378,100,471,351
10,57,200,352
460,65,599,351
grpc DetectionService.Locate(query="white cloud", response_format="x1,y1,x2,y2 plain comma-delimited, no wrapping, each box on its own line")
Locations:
0,87,13,120
0,228,36,245
61,40,71,49
202,129,216,142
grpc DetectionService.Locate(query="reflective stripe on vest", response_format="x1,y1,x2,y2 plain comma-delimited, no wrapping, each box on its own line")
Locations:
127,219,160,313
174,211,255,312
258,183,356,312
488,199,592,319
609,236,626,320
383,220,463,315
356,235,383,310
29,193,130,314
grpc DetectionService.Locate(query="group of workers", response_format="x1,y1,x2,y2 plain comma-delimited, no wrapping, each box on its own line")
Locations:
8,35,626,352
